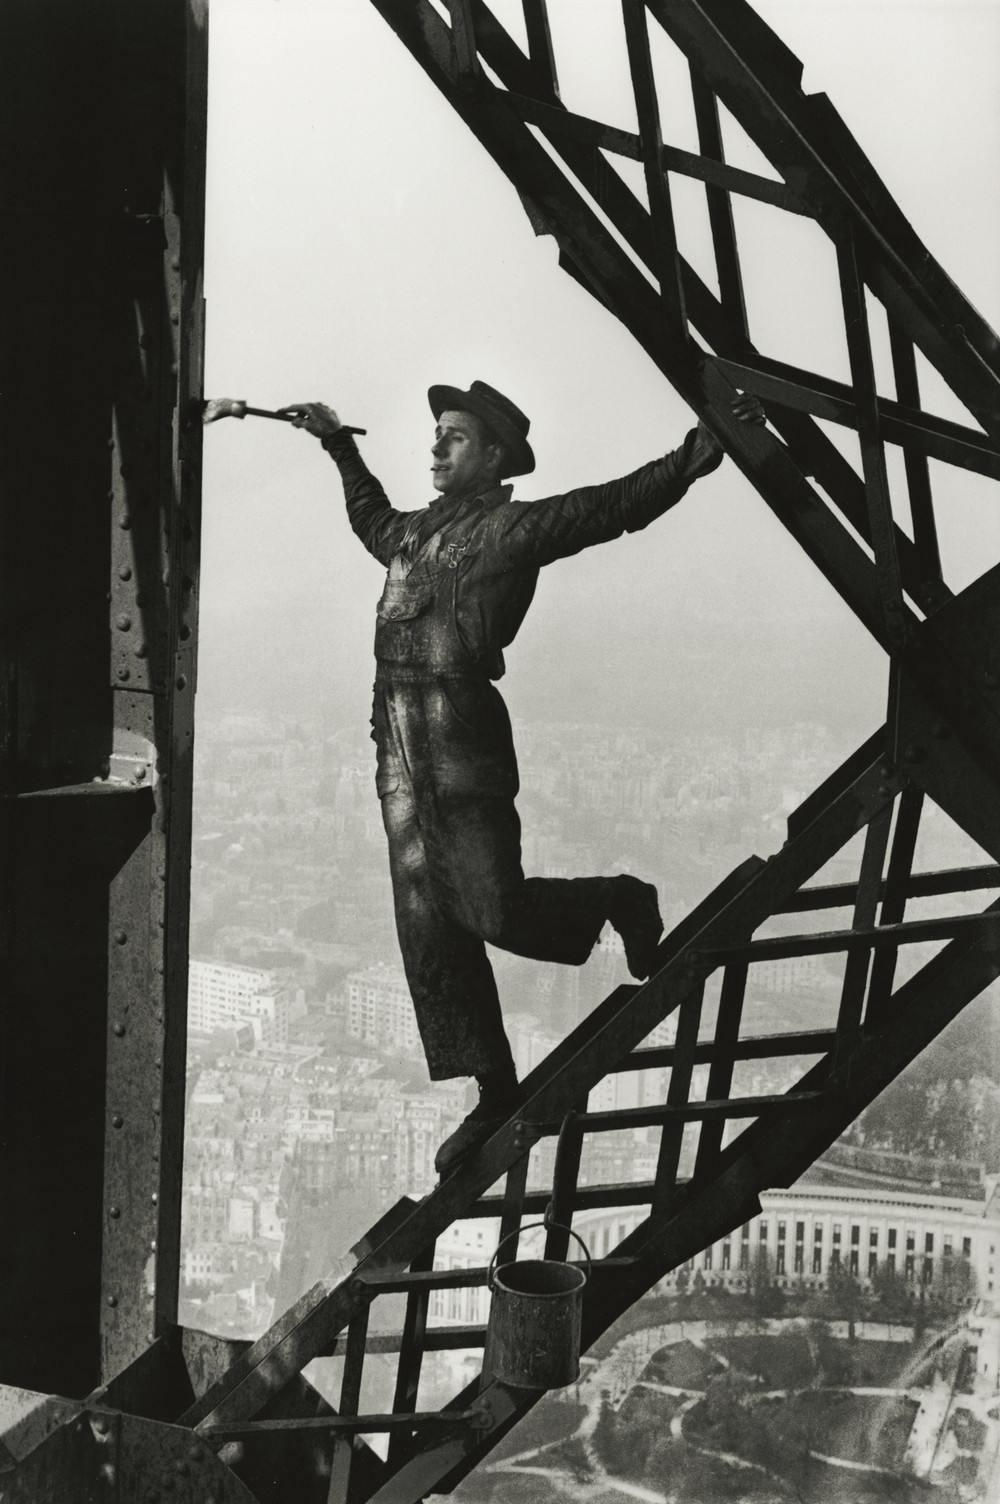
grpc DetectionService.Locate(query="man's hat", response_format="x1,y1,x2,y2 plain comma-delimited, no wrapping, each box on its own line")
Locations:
428,380,535,477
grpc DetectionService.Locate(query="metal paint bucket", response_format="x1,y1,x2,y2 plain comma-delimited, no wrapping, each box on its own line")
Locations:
486,1221,591,1389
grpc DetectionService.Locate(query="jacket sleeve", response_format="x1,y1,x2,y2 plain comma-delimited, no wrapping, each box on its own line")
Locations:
322,432,412,567
487,428,723,570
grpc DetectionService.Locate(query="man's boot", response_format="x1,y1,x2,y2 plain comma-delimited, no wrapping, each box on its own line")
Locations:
435,1067,522,1177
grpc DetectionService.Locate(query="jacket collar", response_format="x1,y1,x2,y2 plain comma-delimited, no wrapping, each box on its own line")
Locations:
428,481,513,511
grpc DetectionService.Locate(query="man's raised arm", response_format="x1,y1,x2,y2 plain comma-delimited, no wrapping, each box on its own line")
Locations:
280,401,410,567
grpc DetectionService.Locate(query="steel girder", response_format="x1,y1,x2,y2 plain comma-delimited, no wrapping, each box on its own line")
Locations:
0,0,207,1397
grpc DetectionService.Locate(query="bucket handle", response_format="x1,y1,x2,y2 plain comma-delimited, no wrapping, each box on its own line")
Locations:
488,1220,592,1291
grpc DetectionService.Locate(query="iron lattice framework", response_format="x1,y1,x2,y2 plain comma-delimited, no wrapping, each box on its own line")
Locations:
5,1,1000,1500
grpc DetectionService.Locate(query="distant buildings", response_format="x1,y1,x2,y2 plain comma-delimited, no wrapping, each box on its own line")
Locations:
344,965,420,1053
188,959,291,1046
573,1151,1000,1305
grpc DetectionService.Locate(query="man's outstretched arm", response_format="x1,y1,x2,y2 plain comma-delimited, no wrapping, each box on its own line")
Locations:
280,401,410,567
489,393,765,570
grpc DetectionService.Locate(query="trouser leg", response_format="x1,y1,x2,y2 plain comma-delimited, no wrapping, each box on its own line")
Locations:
429,794,616,965
381,784,515,1082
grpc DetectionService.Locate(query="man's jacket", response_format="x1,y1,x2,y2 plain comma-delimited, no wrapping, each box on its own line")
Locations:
324,428,721,687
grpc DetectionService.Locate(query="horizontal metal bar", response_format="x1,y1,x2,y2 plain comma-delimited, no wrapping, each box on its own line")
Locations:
359,1267,489,1293
620,1028,836,1071
469,1182,662,1218
706,910,1000,965
13,782,149,800
200,1408,482,1438
779,863,1000,914
569,1091,823,1134
508,91,809,213
319,1326,488,1357
713,354,1000,482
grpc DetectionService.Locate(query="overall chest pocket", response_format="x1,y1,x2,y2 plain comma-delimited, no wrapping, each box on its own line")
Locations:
376,580,435,622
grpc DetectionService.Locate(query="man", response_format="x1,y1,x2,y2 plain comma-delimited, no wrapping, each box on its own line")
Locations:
283,381,763,1173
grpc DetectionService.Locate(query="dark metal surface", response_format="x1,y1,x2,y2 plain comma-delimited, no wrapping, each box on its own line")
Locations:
0,0,206,1400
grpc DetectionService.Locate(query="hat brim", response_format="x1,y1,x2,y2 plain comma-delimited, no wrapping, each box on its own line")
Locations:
428,384,535,478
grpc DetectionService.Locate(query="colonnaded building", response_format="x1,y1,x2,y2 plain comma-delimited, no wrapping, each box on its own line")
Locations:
431,1144,1000,1331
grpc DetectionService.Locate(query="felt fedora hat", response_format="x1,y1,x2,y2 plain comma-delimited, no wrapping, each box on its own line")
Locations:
428,380,535,477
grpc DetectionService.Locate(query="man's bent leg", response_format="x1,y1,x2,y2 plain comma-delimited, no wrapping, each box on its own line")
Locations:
431,795,662,976
381,784,516,1082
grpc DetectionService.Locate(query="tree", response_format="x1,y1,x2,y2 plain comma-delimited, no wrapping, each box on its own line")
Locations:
826,1262,864,1340
742,1245,784,1319
939,1254,977,1310
872,1262,909,1329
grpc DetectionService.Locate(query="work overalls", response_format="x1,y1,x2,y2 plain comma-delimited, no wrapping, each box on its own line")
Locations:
372,517,616,1080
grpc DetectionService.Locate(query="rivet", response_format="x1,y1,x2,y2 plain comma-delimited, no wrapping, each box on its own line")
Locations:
116,614,131,632
109,1206,121,1219
106,489,115,502
155,1010,164,1022
173,1460,188,1476
155,963,164,976
119,513,131,530
155,1057,162,1070
158,868,167,881
113,1023,126,1037
118,565,132,581
878,784,891,798
151,1192,158,1204
116,666,131,681
179,624,191,640
92,1416,110,1435
150,1239,157,1251
176,676,187,690
107,438,116,450
188,1442,201,1460
170,255,181,271
106,1294,118,1308
112,1114,124,1128
114,928,128,944
152,1104,161,1116
170,310,180,324
136,766,146,781
135,642,148,658
904,743,925,763
170,363,178,376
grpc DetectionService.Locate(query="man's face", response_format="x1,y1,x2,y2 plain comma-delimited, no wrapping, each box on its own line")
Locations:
431,409,499,496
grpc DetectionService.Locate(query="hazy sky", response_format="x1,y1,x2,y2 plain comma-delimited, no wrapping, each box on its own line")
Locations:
198,0,1000,742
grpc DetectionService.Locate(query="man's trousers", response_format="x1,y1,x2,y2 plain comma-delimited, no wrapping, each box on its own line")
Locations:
374,674,617,1080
